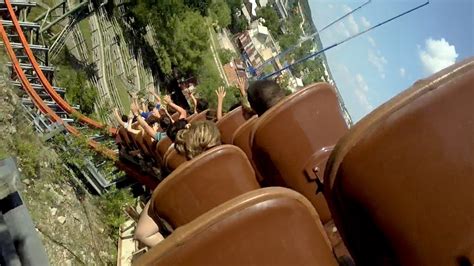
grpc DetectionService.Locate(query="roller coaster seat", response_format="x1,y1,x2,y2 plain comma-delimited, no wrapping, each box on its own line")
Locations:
231,115,263,183
251,82,349,224
135,187,338,266
216,106,247,144
143,133,157,158
149,145,259,228
156,137,172,164
188,109,208,123
324,57,474,266
118,127,133,150
163,148,186,173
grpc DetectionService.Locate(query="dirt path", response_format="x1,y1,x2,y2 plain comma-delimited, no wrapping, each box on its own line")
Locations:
208,26,229,86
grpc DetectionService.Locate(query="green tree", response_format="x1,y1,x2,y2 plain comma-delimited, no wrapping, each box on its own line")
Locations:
168,11,209,73
135,4,209,76
209,0,232,28
230,15,248,33
218,48,235,65
184,0,211,15
256,6,281,36
63,71,97,115
226,0,243,11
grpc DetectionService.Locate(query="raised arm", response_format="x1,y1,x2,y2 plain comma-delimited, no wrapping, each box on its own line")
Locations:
149,88,162,106
137,116,156,138
237,75,251,110
215,86,226,121
163,95,187,120
164,108,174,123
188,90,198,114
126,121,141,134
127,103,142,134
113,108,126,127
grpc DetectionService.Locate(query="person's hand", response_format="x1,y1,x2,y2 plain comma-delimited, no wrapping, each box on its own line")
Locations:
215,86,226,100
236,75,247,96
131,103,139,116
163,95,172,104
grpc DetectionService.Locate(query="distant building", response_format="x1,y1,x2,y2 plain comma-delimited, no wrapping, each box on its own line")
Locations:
236,19,281,73
259,0,268,7
223,59,247,87
241,0,270,23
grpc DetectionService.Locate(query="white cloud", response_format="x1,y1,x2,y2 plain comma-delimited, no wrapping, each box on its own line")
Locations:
354,74,373,111
419,38,458,74
400,67,406,78
333,5,359,38
368,49,388,79
367,36,376,47
336,22,351,38
355,74,369,92
360,16,371,29
346,15,359,35
338,64,373,112
342,4,352,13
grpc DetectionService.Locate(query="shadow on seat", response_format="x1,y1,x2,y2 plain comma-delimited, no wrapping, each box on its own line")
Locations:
231,116,263,182
135,187,338,266
251,83,349,224
216,106,247,144
324,57,474,266
149,145,260,228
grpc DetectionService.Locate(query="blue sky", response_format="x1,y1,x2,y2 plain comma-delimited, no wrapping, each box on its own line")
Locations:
308,0,474,121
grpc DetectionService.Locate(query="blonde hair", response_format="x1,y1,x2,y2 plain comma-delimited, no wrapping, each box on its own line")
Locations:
174,129,187,155
184,121,221,159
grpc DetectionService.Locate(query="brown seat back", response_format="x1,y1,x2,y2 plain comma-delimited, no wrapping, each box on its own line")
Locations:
150,145,259,228
131,130,150,156
185,113,197,122
143,133,157,158
135,187,338,266
189,110,208,123
216,106,247,144
324,58,474,266
163,148,186,172
156,137,172,164
231,116,263,182
118,127,133,149
251,83,349,223
126,129,139,150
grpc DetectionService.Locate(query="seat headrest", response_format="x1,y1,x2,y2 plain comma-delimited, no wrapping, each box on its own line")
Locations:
135,187,338,266
324,57,474,265
163,148,186,172
231,116,262,182
252,82,348,223
150,145,259,228
216,107,247,144
189,110,208,123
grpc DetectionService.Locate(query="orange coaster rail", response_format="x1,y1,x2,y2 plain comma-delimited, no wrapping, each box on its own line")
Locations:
3,0,117,136
0,20,117,160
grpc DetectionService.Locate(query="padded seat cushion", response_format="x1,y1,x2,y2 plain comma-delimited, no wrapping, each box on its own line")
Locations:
325,58,474,266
